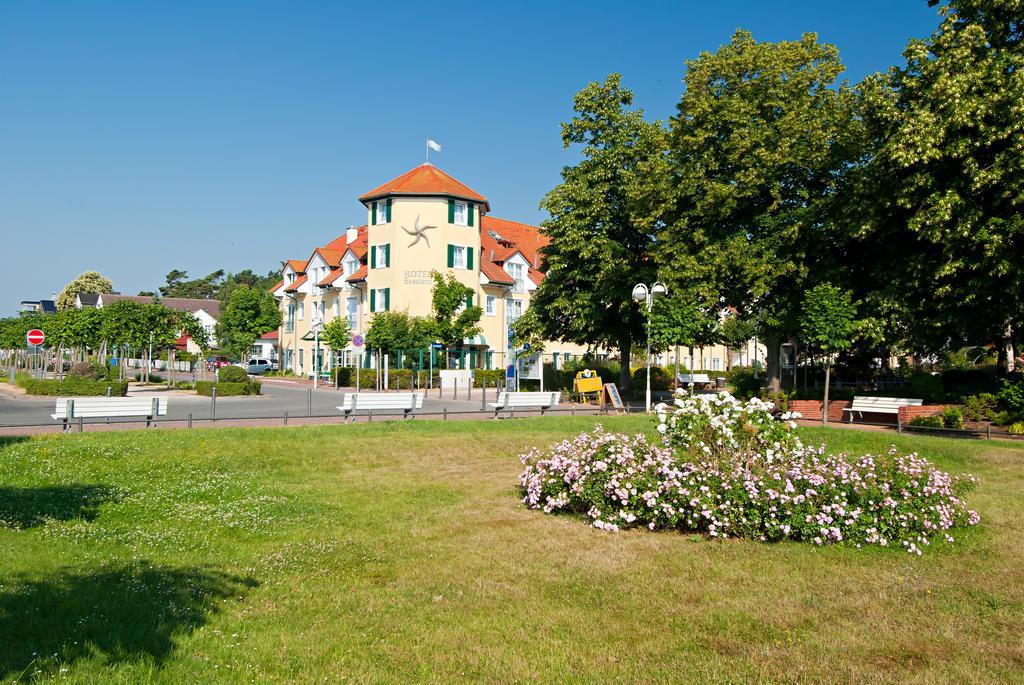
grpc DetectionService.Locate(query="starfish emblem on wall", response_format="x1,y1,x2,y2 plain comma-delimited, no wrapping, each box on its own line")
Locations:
402,214,437,248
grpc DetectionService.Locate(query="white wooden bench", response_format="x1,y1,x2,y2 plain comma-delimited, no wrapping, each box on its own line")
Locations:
52,397,169,431
843,396,923,422
678,373,712,385
337,392,424,421
489,391,561,418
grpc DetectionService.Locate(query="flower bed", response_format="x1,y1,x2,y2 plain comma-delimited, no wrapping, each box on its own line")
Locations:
519,391,980,553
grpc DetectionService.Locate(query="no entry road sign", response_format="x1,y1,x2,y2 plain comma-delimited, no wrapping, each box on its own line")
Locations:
26,329,45,346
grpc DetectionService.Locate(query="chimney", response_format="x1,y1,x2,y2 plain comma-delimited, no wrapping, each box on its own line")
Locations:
534,254,538,269
346,225,358,244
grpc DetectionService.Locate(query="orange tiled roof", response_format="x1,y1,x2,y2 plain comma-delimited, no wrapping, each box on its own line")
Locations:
480,215,548,286
269,279,284,293
325,225,369,259
480,261,514,285
314,248,346,267
284,274,307,292
317,268,344,287
359,164,489,208
284,259,307,274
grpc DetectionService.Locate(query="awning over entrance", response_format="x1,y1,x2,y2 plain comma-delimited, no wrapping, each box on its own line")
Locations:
462,334,488,347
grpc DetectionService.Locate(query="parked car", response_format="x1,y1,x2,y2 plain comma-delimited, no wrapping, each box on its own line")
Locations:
206,355,234,370
244,358,276,375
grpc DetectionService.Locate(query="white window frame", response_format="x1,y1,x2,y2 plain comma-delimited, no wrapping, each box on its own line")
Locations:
372,289,387,313
332,299,340,317
345,258,358,276
375,201,388,224
453,201,467,226
452,245,466,270
298,302,305,320
506,261,525,294
375,245,388,268
485,295,496,316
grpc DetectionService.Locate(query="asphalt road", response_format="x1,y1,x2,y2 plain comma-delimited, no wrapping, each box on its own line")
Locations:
0,378,537,427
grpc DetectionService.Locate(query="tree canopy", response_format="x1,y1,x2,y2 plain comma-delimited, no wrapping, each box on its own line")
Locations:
56,271,113,310
216,285,282,359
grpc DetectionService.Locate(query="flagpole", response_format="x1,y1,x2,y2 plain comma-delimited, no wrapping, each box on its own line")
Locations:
425,139,429,164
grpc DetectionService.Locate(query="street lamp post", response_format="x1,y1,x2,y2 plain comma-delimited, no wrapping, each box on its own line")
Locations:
632,281,667,413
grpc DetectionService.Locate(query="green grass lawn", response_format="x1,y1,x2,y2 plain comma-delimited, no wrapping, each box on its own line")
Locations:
1,418,1022,684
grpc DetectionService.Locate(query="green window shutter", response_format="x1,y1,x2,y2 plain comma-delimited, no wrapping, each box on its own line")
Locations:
385,244,391,267
466,246,474,270
371,202,377,226
386,198,392,222
468,203,475,227
447,244,455,268
465,294,472,308
448,199,454,224
370,289,376,312
384,288,390,311
370,246,377,269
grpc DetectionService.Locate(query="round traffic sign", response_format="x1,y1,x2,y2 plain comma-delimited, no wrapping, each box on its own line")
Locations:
351,334,364,348
26,328,45,346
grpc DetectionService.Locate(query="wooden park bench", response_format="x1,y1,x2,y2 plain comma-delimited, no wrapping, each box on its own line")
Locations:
677,373,712,386
337,392,424,422
489,391,561,418
52,397,169,431
843,396,923,423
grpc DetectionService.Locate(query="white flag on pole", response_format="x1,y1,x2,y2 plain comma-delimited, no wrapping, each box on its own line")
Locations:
427,139,441,152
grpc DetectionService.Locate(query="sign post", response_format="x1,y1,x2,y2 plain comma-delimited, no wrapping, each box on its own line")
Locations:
352,334,363,393
26,329,44,378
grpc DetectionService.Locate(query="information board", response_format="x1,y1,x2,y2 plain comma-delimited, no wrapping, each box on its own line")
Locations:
602,383,625,412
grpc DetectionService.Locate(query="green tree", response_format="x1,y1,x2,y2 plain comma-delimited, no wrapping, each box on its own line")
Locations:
648,293,719,382
320,317,352,367
719,314,758,369
216,285,282,360
529,74,668,393
56,271,113,310
800,284,858,424
158,269,225,299
662,31,863,392
429,271,482,355
854,0,1024,372
365,311,432,354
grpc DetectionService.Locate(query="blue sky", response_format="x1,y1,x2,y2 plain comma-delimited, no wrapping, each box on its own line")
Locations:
0,1,940,314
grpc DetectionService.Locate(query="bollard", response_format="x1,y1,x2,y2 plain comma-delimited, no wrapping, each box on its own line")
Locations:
480,379,487,412
368,409,373,423
211,386,217,420
308,388,312,417
466,378,471,401
106,386,111,398
987,424,991,439
188,412,193,429
284,411,288,426
443,406,448,421
897,418,902,434
78,416,84,433
571,405,575,416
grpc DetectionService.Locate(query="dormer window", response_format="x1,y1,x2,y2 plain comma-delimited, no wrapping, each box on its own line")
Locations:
344,258,359,276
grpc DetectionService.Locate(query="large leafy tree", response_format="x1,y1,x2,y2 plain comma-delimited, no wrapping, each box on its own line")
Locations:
365,311,433,354
429,271,482,350
56,271,113,310
216,285,282,359
662,31,863,391
530,74,667,392
800,284,859,424
854,0,1023,371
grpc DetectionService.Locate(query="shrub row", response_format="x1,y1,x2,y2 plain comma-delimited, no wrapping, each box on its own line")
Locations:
17,377,128,397
195,380,261,396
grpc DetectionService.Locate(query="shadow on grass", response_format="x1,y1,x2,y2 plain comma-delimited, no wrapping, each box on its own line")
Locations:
0,485,118,529
0,561,258,679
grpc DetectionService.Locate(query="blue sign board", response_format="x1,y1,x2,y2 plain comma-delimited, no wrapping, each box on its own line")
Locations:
431,342,444,350
109,357,118,366
506,364,516,379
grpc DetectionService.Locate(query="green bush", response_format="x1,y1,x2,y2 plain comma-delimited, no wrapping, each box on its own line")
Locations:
728,368,761,399
217,365,249,383
195,380,261,396
909,414,944,428
69,361,105,380
996,379,1024,419
909,373,945,403
941,406,965,430
1007,422,1024,436
17,377,128,397
963,393,999,421
333,367,354,387
631,366,673,392
473,369,506,388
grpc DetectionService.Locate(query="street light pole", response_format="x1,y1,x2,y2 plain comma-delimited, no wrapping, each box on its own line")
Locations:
632,281,667,413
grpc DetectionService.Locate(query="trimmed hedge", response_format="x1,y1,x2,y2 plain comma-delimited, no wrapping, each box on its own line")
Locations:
217,365,249,383
17,378,128,397
195,380,261,396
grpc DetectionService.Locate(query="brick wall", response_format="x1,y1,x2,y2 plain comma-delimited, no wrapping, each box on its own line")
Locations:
898,404,948,424
789,399,850,422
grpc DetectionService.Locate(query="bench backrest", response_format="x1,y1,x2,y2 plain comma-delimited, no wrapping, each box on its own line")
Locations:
678,374,712,384
54,397,169,419
496,391,560,408
849,396,923,411
340,392,424,411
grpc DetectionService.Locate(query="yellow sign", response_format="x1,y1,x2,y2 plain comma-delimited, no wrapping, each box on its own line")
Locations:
573,369,603,394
